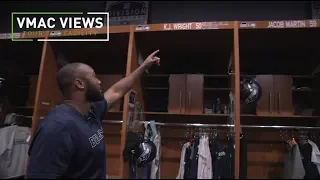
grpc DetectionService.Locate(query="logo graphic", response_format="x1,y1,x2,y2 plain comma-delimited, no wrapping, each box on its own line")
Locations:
11,12,110,42
138,147,151,164
240,22,256,28
88,127,104,148
136,25,150,31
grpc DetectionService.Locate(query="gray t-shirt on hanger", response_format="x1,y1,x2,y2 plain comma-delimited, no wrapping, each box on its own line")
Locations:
284,140,305,179
0,125,31,179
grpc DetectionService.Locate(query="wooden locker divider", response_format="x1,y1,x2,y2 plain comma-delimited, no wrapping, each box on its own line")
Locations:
233,21,241,179
119,26,147,179
31,32,63,141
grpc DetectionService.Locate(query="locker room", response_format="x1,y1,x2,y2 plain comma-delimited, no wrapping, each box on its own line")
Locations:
0,1,320,179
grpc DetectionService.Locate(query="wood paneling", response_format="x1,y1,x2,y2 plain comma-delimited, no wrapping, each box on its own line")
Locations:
233,21,241,179
168,74,186,114
256,75,275,116
186,74,204,114
273,75,293,117
31,34,63,140
244,129,287,179
103,123,122,176
120,26,146,178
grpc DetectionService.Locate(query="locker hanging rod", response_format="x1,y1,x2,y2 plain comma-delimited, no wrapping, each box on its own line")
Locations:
102,120,320,130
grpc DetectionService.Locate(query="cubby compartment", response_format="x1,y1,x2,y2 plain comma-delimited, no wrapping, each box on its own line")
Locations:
135,29,234,122
239,25,320,179
0,39,43,125
39,31,131,177
239,28,320,120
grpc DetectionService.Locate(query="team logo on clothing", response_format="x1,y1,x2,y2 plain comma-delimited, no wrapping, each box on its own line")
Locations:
89,127,104,148
138,148,151,164
216,151,226,160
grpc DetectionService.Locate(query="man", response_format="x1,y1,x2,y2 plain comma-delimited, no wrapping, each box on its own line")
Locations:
26,50,160,179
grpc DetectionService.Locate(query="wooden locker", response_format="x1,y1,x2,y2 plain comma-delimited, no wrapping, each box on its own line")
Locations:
186,74,204,114
168,74,186,114
273,75,293,117
256,75,275,116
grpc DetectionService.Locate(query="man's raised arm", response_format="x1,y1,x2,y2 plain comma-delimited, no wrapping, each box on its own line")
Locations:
103,50,160,110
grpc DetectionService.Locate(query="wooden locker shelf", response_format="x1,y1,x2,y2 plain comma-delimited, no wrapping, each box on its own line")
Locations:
238,19,320,179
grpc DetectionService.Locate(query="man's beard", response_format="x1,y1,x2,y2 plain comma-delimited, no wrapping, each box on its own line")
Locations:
85,83,104,102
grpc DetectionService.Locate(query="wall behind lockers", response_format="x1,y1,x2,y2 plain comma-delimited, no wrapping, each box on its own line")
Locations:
0,1,312,33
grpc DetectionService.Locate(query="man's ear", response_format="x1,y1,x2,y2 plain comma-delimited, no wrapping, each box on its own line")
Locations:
74,78,85,90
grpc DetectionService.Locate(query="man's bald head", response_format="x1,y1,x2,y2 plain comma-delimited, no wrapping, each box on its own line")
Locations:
56,62,92,97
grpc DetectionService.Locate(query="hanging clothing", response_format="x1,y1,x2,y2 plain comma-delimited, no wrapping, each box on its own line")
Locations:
150,123,161,179
308,140,320,174
197,136,212,179
4,113,17,125
176,133,243,179
176,142,190,179
183,142,193,179
189,138,199,179
177,137,201,179
226,135,235,179
284,139,305,179
239,135,248,179
283,139,320,179
129,154,138,179
210,136,218,179
142,120,161,179
123,131,142,179
299,141,320,179
0,125,31,179
213,135,231,179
